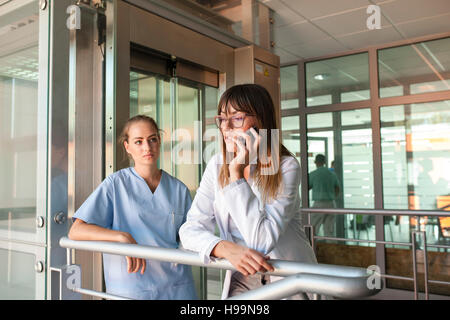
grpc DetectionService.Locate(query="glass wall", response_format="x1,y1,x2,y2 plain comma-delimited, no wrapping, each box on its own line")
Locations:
281,35,450,297
0,0,46,299
280,65,300,162
381,101,450,212
378,37,450,98
307,109,374,242
380,100,450,294
305,52,370,107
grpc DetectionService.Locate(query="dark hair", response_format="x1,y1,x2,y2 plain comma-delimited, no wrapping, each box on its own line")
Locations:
118,115,161,160
315,154,326,165
217,84,294,203
218,84,276,131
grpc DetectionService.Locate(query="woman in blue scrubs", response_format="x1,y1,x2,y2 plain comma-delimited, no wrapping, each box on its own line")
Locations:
68,115,197,300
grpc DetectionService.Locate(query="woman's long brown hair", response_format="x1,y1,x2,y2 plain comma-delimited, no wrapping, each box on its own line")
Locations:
217,84,294,203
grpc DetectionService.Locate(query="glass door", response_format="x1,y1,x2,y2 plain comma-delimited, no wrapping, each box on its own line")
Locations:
129,67,220,299
0,0,48,299
129,71,207,189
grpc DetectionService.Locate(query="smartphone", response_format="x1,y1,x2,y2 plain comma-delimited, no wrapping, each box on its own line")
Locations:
238,126,259,147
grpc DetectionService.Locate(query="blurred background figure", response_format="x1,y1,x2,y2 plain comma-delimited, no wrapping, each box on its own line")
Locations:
309,154,340,237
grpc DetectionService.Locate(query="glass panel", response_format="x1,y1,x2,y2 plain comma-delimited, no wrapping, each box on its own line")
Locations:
0,248,35,299
384,215,450,296
307,109,374,240
281,66,299,111
307,113,332,129
0,1,43,242
203,86,220,166
378,37,450,98
306,53,370,107
306,94,332,107
381,101,450,296
281,65,298,96
381,101,450,211
129,71,173,174
281,115,299,131
283,133,300,158
130,70,222,299
341,89,370,103
281,98,298,110
173,81,201,194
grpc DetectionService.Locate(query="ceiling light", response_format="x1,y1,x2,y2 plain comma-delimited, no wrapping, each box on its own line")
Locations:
314,73,330,81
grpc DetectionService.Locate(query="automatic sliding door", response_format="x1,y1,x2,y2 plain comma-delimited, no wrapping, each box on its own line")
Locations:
130,71,173,174
130,67,221,299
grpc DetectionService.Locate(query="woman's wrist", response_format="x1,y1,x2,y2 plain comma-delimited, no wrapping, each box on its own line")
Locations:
211,240,232,259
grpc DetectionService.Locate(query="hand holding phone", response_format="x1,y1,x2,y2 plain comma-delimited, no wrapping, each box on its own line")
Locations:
238,126,259,147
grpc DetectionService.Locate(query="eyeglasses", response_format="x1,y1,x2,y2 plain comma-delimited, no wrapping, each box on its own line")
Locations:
214,114,255,129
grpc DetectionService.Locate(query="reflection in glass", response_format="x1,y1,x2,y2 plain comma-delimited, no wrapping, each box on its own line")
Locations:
162,0,266,45
381,101,450,212
281,116,300,163
384,216,450,296
174,82,201,193
0,2,40,239
341,89,370,103
381,101,450,295
281,65,298,97
306,53,370,107
307,109,374,242
378,37,450,98
130,71,218,194
130,71,172,174
281,115,299,131
281,99,298,110
314,226,376,268
130,72,221,299
0,248,35,299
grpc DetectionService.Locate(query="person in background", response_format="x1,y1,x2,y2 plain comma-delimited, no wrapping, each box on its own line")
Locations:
308,154,340,237
68,115,197,300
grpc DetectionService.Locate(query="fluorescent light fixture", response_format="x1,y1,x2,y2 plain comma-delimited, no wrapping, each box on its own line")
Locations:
314,73,330,81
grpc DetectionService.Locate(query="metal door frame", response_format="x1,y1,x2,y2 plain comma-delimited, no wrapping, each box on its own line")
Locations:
105,0,237,176
0,0,53,300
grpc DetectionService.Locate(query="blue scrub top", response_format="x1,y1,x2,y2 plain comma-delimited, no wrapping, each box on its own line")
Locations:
73,167,197,300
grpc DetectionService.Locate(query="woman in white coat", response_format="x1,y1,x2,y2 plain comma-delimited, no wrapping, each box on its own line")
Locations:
179,84,317,299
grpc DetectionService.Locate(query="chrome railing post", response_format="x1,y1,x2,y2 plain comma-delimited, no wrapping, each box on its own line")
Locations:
411,230,419,300
421,231,429,300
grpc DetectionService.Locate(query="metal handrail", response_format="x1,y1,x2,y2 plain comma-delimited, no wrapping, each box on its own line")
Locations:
302,208,450,300
59,237,382,300
227,273,374,300
300,208,450,217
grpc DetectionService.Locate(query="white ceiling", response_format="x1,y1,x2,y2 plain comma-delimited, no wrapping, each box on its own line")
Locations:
260,0,450,63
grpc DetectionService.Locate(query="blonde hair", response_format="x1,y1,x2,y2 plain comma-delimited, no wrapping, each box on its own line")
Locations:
217,84,293,203
118,115,161,161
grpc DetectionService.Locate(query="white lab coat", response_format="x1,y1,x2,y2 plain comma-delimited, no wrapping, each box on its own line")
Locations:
179,154,317,299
